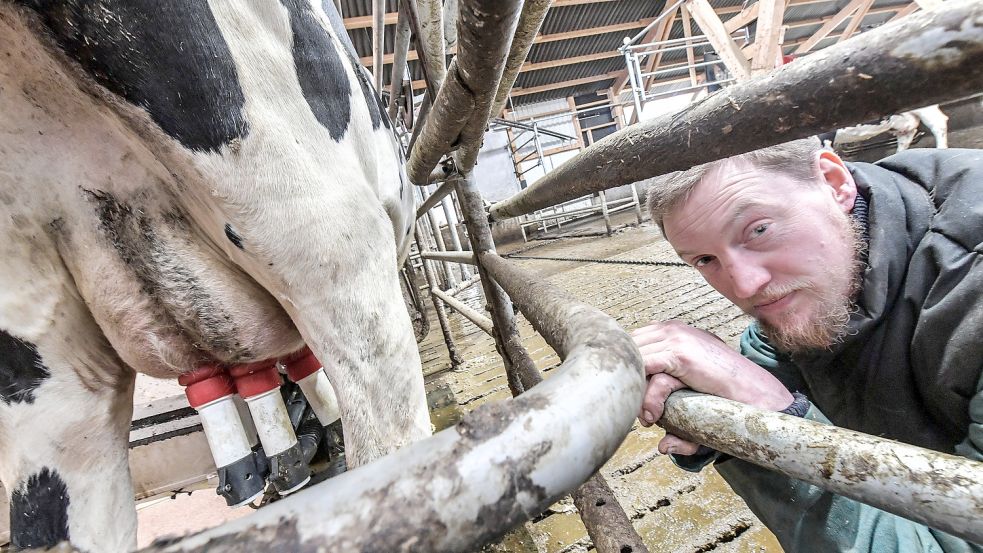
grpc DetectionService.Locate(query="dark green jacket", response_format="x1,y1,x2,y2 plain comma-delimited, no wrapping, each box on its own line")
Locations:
691,149,983,552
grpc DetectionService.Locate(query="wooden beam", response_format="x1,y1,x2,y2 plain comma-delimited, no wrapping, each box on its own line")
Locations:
509,71,623,97
534,19,655,45
888,2,919,22
344,12,399,30
838,0,874,42
521,50,623,73
680,5,699,87
724,2,760,33
751,0,786,74
686,0,751,80
794,0,869,54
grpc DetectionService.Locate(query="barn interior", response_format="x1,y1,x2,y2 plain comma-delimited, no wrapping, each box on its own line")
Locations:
2,0,981,551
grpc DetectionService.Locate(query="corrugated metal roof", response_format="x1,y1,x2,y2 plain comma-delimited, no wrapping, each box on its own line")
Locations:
337,0,922,110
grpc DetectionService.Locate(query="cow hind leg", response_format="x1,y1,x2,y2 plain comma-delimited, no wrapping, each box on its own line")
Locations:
0,302,136,552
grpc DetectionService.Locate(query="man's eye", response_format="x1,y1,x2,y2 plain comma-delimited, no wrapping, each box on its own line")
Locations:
750,223,769,237
693,256,714,268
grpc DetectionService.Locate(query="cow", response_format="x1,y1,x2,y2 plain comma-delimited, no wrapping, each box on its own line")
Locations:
819,104,950,153
0,1,431,551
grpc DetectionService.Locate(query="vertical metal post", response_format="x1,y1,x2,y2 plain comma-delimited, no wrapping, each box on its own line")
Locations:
388,8,413,120
455,173,541,395
441,196,469,280
599,190,612,236
413,224,463,369
427,206,457,289
372,0,386,92
630,182,644,224
622,44,644,124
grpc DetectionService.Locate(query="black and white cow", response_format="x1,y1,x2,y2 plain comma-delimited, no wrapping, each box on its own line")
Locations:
0,1,431,551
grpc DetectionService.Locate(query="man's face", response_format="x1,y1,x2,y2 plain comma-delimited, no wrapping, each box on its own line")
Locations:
663,157,862,352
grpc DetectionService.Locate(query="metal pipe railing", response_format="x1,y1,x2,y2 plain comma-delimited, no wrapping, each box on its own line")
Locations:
661,391,983,544
417,178,458,220
387,9,412,120
489,0,554,119
407,0,523,184
431,287,493,334
141,254,643,552
489,1,983,221
421,250,477,265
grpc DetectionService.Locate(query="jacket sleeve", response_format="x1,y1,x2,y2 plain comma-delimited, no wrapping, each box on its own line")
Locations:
713,327,983,552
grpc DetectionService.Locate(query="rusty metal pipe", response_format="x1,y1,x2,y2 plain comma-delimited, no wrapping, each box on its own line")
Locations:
489,1,983,220
660,391,983,544
140,262,643,553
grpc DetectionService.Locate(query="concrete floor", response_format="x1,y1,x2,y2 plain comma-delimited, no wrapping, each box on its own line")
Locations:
420,213,783,553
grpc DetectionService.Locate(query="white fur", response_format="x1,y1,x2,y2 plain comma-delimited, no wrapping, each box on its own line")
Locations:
0,1,429,550
831,104,949,152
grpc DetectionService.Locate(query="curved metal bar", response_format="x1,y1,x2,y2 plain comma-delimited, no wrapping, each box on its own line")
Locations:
489,0,983,220
142,259,644,553
661,391,983,544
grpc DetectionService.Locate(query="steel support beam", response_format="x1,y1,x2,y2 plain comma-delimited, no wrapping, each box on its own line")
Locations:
661,391,983,544
489,1,983,221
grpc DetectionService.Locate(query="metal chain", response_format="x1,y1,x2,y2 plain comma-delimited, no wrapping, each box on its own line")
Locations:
503,253,688,267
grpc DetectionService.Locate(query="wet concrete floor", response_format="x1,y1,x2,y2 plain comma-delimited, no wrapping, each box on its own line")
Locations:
419,215,784,553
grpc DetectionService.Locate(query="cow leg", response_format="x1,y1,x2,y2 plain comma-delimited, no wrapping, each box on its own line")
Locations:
0,296,136,552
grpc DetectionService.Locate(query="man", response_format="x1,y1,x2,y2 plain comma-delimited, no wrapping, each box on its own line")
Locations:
633,138,982,551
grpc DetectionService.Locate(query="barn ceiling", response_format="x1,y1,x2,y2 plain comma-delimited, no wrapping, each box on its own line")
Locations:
340,0,921,110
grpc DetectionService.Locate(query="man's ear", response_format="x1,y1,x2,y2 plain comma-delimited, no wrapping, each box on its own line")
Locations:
815,150,857,213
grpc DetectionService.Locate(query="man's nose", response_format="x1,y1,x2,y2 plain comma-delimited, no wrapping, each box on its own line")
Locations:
724,254,771,300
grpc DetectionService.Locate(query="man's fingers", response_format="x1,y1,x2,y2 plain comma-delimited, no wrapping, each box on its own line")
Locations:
641,373,686,424
657,433,701,456
638,346,680,376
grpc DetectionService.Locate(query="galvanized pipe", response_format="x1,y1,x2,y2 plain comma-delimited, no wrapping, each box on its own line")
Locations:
661,391,983,544
627,0,686,45
451,0,523,174
418,0,447,88
441,195,470,279
408,0,523,183
142,255,642,553
448,274,482,297
371,0,386,92
455,173,542,396
641,79,735,101
414,224,464,369
598,191,612,236
488,0,554,119
641,58,722,78
489,1,983,220
417,178,458,220
387,8,412,120
421,250,477,265
630,183,644,224
622,47,645,122
431,287,494,335
426,207,457,288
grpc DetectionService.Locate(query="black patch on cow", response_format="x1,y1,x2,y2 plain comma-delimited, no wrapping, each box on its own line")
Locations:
321,0,388,130
280,0,352,140
224,223,244,250
17,0,248,152
10,467,71,549
0,330,51,405
83,190,252,360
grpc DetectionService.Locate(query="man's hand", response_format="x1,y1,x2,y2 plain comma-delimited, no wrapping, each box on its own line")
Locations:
631,320,794,455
